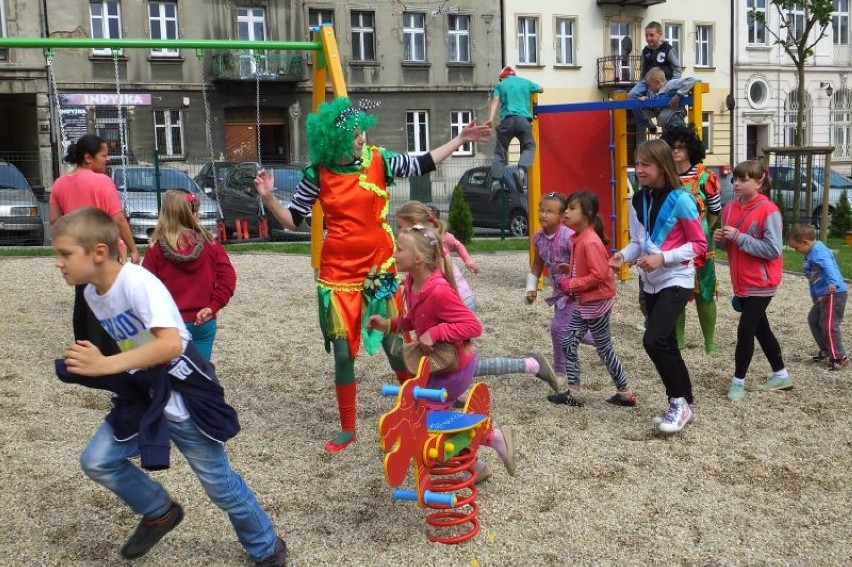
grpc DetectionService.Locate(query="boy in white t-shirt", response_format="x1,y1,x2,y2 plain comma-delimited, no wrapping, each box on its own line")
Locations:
52,207,287,566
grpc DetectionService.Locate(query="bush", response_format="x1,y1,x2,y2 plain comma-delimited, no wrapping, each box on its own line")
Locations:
830,190,852,239
447,184,474,244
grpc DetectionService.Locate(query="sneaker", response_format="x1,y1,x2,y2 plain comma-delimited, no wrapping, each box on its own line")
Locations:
829,357,849,371
325,431,357,453
514,168,527,191
657,398,692,434
605,392,637,407
756,374,794,391
255,536,288,567
496,426,516,477
727,380,745,401
547,390,584,406
120,502,184,559
531,353,560,393
705,343,720,356
653,403,697,425
812,350,829,362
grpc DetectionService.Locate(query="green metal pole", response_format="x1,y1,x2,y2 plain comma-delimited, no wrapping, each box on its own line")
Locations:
2,37,320,51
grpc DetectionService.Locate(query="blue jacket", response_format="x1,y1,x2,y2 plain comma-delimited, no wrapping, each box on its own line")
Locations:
55,342,240,470
804,241,848,297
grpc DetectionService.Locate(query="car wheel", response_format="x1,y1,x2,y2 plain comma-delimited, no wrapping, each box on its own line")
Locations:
509,210,528,237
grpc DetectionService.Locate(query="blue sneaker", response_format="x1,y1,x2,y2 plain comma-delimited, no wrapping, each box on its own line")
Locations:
756,374,793,391
727,380,745,401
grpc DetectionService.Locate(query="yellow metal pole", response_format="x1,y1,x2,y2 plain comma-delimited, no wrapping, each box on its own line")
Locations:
309,26,348,269
612,92,631,282
689,82,709,139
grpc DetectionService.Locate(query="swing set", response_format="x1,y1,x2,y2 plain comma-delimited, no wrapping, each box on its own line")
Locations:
0,26,345,267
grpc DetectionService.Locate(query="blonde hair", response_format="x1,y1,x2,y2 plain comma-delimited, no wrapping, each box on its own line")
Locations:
400,226,458,293
52,206,120,257
788,224,816,244
150,190,214,249
396,201,457,289
634,139,683,189
645,67,665,83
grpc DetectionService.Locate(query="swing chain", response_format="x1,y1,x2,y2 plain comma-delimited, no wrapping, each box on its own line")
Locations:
255,51,265,216
112,50,129,213
197,50,224,220
45,51,70,162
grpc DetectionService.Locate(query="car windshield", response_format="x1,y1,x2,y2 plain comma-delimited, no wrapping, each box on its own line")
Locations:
812,168,852,188
0,166,30,191
116,168,200,193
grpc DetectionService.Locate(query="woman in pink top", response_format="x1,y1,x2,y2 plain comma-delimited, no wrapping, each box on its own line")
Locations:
49,134,139,355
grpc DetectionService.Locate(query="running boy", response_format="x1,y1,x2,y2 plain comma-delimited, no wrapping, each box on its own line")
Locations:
52,207,287,566
788,224,848,370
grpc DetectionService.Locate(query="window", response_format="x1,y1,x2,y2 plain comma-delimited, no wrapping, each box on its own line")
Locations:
90,1,122,56
609,21,632,80
702,112,713,153
403,12,426,62
833,0,850,45
555,17,576,66
238,8,267,76
747,77,770,108
95,108,128,156
351,10,376,61
448,14,470,63
450,111,473,156
747,0,767,44
695,24,713,67
786,3,806,40
149,2,179,57
517,16,539,65
154,110,184,158
406,110,429,154
664,23,682,62
308,8,335,29
0,0,6,37
830,89,852,158
783,90,812,145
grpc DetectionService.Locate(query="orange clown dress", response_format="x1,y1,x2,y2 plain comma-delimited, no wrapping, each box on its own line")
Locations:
311,146,402,359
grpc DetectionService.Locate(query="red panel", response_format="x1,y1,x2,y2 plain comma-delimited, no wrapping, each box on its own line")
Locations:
538,111,616,248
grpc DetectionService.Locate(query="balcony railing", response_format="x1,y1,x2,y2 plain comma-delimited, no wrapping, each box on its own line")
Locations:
211,50,305,81
597,0,666,6
597,54,643,89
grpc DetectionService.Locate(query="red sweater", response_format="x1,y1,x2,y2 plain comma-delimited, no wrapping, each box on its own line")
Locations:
559,227,615,304
142,234,236,323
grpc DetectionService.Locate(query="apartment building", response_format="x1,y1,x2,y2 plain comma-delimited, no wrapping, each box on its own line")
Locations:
734,0,852,174
501,0,733,167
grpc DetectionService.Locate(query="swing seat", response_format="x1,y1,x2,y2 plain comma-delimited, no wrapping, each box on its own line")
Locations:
216,219,228,242
258,216,269,239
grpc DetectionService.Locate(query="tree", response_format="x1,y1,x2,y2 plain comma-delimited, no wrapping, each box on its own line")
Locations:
447,185,474,245
829,190,852,239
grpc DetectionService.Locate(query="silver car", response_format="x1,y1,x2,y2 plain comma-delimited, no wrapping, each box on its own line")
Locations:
0,162,45,246
110,165,219,243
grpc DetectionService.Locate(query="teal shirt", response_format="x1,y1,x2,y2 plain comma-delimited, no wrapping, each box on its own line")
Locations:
493,75,542,121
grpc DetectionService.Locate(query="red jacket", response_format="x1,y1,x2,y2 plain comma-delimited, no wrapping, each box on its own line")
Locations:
142,234,237,323
559,227,615,304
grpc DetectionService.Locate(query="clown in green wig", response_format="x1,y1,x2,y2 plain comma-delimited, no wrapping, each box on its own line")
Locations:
306,97,379,167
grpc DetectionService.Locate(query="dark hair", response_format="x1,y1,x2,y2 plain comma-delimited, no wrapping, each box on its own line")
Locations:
787,224,816,243
660,122,706,166
732,160,771,195
566,191,610,245
64,134,107,166
541,191,568,213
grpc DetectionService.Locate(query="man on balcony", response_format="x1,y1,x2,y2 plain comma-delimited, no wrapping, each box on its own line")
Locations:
485,66,543,192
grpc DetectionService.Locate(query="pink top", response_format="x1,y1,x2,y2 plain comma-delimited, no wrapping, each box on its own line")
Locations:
442,232,474,269
49,169,122,216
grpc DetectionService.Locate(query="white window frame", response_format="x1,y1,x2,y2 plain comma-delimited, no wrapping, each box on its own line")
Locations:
308,8,335,29
555,17,576,66
786,3,806,41
149,1,179,57
517,16,539,65
237,8,268,76
694,24,714,67
830,88,852,158
448,14,470,63
351,10,376,62
783,90,811,145
154,109,185,158
0,0,6,38
664,22,683,62
450,111,473,156
833,0,850,45
747,0,768,45
403,12,426,62
95,108,129,156
90,1,123,56
406,110,429,155
702,111,713,153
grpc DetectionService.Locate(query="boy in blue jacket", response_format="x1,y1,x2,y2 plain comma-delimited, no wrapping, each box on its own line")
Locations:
52,207,287,566
788,224,848,370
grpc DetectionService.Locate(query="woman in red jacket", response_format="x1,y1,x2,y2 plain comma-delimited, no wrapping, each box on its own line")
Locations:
547,191,635,408
142,190,236,361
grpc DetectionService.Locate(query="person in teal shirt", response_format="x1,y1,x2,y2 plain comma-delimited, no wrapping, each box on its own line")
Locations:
485,66,543,192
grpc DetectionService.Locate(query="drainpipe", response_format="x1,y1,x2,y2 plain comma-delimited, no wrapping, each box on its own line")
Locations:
40,0,60,180
500,0,506,68
729,0,735,167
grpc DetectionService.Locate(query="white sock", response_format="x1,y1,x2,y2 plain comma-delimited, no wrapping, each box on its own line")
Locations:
732,377,745,387
772,368,789,378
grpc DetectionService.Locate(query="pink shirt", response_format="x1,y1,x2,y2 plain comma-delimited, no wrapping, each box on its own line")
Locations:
49,169,122,216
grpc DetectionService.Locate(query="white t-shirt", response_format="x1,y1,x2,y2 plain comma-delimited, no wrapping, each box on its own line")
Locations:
85,263,193,420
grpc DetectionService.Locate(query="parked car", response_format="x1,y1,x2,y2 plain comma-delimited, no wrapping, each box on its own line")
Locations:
0,162,45,246
455,166,529,237
194,161,238,197
218,162,312,240
110,165,219,243
768,165,852,226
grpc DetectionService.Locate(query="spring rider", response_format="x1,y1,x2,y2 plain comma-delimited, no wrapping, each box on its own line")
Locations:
378,356,492,544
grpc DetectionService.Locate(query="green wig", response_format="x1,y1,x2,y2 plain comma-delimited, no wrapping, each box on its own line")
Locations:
306,97,378,167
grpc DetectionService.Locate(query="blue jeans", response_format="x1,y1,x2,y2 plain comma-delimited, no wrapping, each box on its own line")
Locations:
628,79,651,130
187,319,217,361
80,418,277,561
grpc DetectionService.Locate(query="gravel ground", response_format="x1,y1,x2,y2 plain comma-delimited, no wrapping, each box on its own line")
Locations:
1,252,851,566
